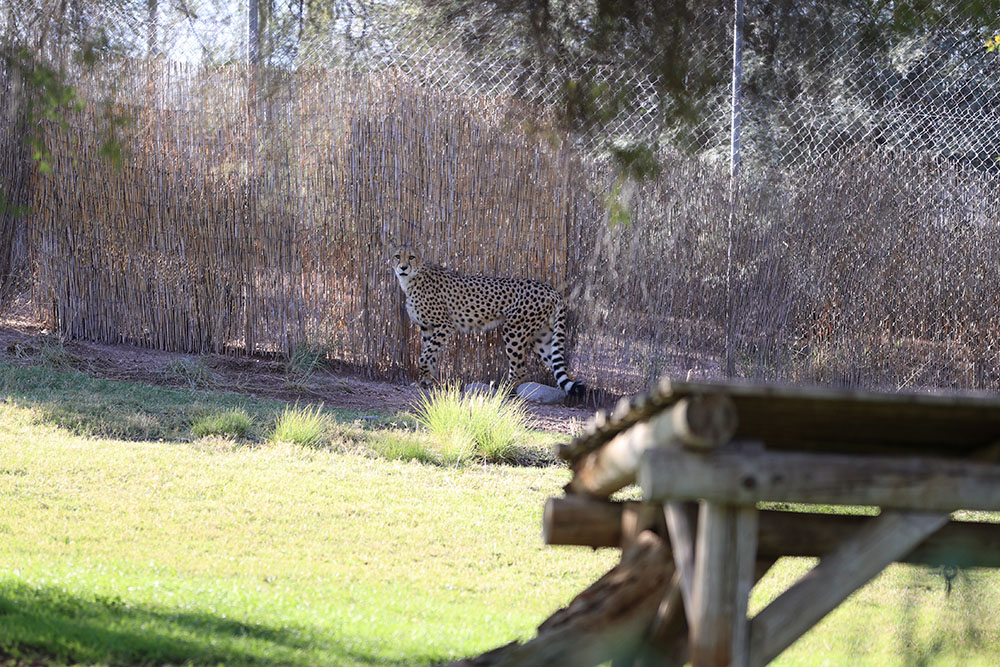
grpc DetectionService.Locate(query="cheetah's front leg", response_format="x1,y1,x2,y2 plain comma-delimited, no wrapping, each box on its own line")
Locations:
417,325,453,388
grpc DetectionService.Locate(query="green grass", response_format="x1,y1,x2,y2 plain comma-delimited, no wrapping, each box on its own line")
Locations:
191,407,255,440
368,431,437,463
0,367,616,665
4,361,1000,665
0,364,283,441
754,556,1000,666
270,403,333,447
412,384,532,464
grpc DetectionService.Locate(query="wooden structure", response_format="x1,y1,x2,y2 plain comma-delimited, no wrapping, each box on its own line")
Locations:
456,379,1000,666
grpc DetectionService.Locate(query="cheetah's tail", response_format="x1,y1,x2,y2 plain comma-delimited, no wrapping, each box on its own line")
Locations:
551,301,585,398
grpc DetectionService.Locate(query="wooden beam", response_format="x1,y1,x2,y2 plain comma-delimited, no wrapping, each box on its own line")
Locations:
543,495,654,548
543,497,1000,568
640,448,1000,512
664,502,698,620
566,395,737,498
689,503,758,667
566,378,1000,460
451,531,674,667
748,510,949,666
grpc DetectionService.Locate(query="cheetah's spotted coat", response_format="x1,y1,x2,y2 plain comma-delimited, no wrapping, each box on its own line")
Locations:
390,244,585,396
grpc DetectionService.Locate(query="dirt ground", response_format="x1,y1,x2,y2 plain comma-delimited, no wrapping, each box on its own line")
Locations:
0,304,595,435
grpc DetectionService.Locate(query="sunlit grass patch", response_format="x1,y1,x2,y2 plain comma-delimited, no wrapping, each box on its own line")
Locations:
367,431,436,463
412,384,532,464
270,403,332,447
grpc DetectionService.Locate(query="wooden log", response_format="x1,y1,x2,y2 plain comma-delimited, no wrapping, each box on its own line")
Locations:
450,531,675,667
542,497,1000,568
640,448,1000,512
608,379,1000,458
748,510,949,666
566,395,737,498
689,503,758,667
542,496,664,549
663,501,698,620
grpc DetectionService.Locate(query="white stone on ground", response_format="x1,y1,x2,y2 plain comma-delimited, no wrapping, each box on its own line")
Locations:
516,382,567,404
464,382,496,396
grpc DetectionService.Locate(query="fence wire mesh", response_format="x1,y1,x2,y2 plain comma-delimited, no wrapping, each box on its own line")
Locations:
1,0,999,397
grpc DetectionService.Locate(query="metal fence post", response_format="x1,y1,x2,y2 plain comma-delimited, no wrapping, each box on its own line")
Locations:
725,0,744,378
248,0,259,66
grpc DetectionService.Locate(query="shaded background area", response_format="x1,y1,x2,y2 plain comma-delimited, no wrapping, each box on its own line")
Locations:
1,0,999,397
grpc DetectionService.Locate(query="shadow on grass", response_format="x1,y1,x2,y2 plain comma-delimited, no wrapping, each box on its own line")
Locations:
0,581,422,666
0,363,294,442
0,363,392,445
0,362,556,465
0,363,235,441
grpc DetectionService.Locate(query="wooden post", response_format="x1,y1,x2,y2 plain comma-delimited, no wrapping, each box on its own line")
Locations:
663,502,698,619
689,503,757,667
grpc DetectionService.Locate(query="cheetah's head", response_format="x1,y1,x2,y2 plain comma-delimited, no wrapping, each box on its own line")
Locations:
389,244,423,289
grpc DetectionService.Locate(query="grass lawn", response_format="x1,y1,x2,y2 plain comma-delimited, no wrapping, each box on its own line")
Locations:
2,362,1000,665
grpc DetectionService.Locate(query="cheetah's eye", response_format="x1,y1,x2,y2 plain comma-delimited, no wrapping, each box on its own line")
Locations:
394,254,400,259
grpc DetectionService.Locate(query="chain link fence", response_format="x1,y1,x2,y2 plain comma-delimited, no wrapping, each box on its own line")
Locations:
2,0,999,396
4,1,997,161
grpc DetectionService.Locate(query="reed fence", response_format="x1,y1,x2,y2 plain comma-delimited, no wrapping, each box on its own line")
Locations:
7,59,1000,397
0,60,31,305
23,61,589,386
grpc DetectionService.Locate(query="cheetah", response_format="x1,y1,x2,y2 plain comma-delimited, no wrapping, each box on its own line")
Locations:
389,243,585,397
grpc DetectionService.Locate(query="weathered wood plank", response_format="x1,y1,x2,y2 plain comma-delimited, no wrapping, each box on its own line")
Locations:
664,501,698,619
640,448,1000,511
732,508,758,667
565,395,737,498
567,378,1000,460
748,510,949,666
543,497,1000,568
450,531,674,667
689,503,758,667
542,495,646,548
